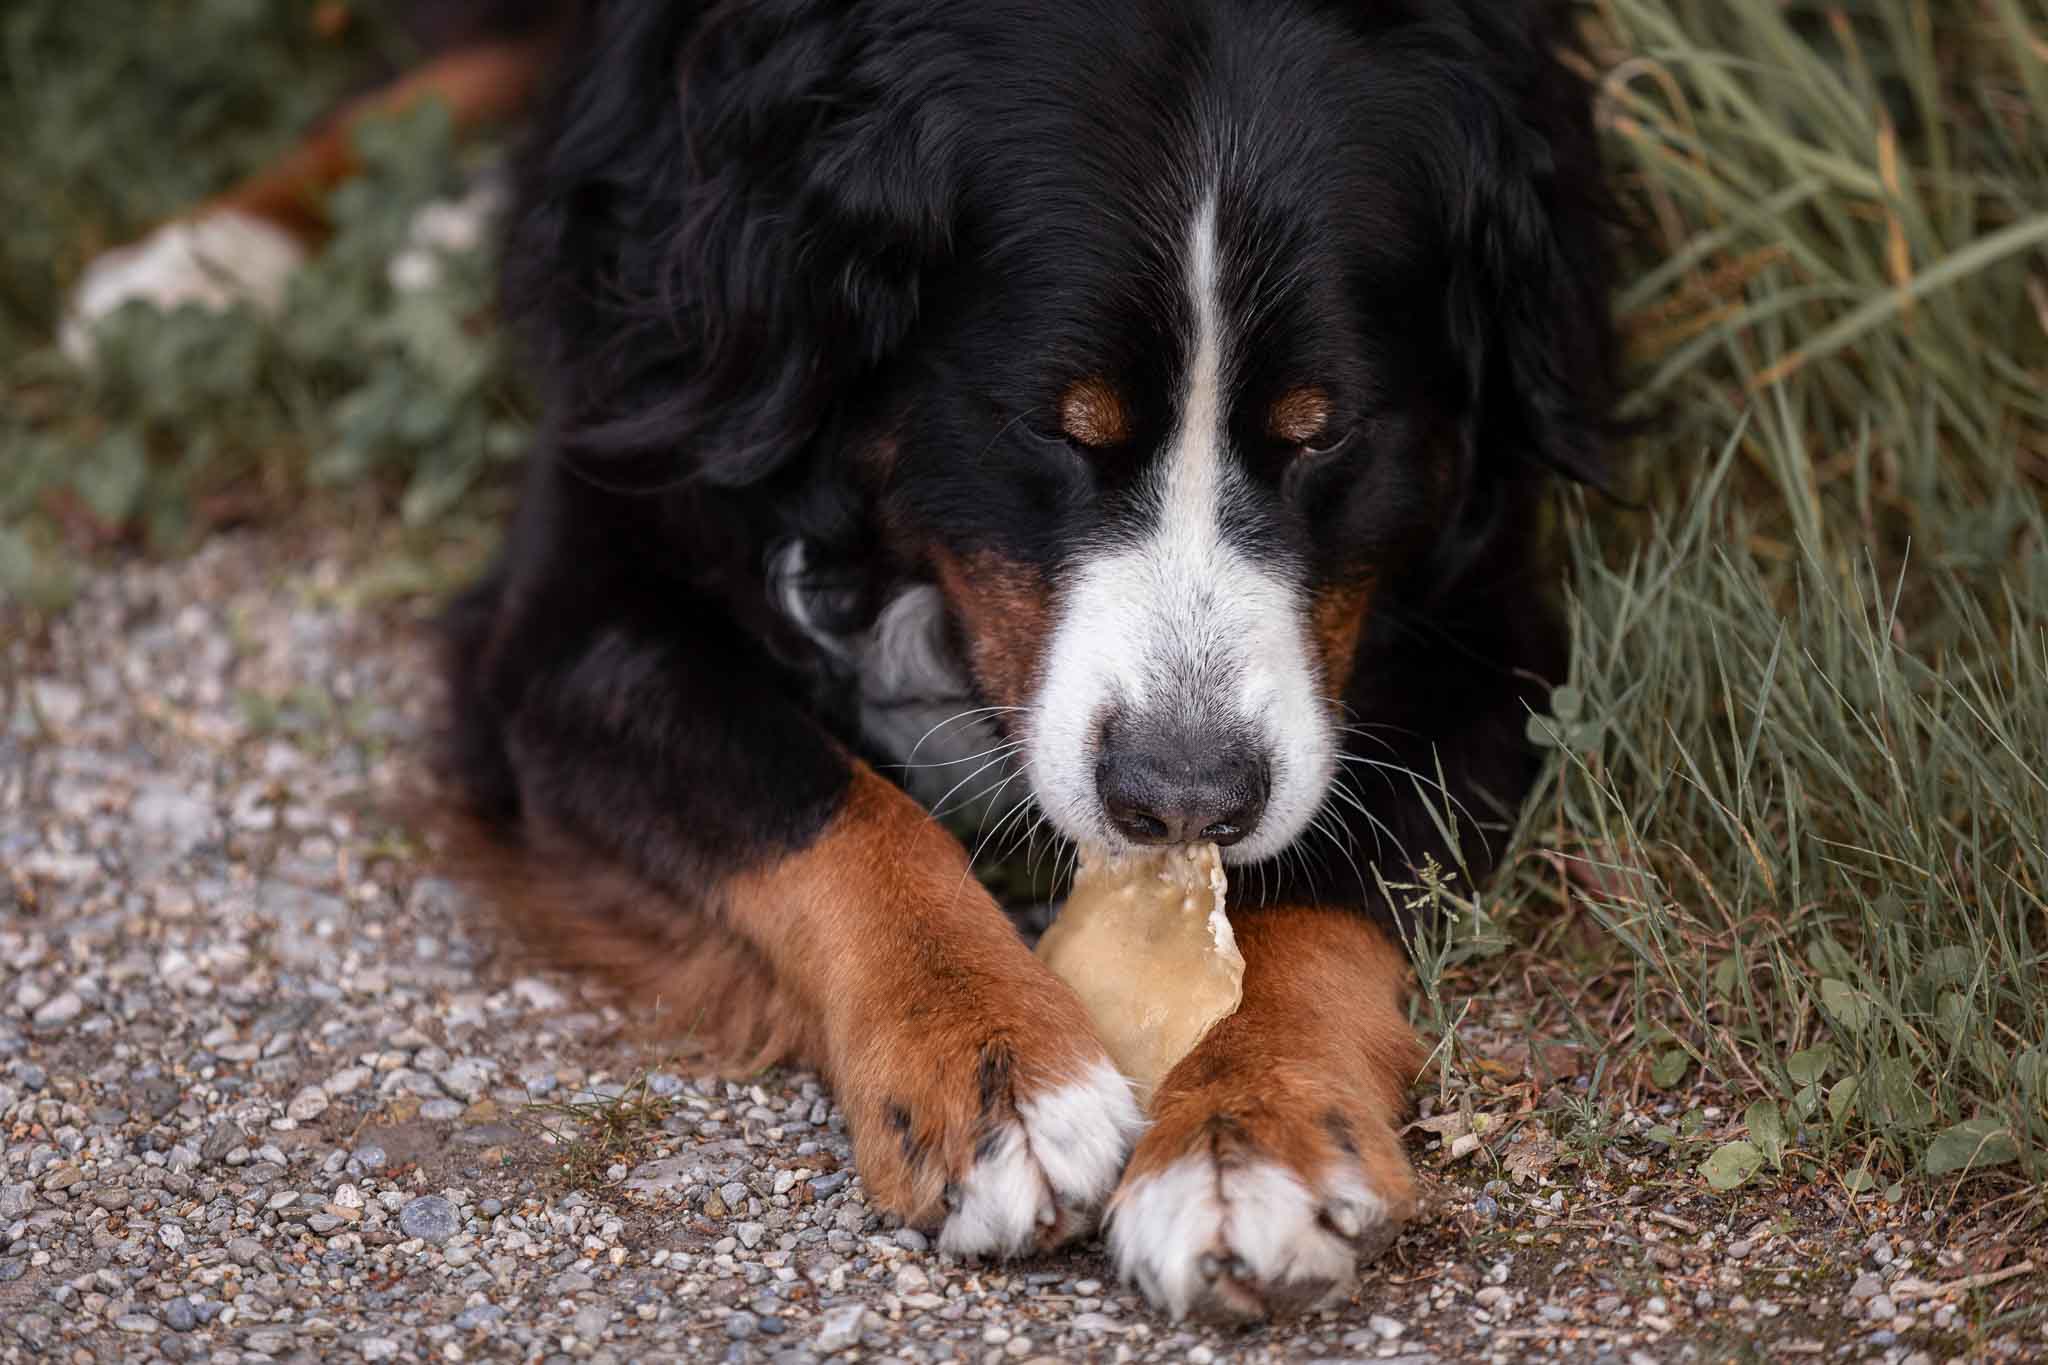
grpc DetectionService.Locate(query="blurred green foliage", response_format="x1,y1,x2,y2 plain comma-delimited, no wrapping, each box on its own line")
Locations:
2,0,526,608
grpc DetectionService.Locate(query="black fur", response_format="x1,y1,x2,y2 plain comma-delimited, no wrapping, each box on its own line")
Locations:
443,0,1619,922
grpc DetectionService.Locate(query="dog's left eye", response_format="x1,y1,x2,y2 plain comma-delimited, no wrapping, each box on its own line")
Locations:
1297,425,1357,459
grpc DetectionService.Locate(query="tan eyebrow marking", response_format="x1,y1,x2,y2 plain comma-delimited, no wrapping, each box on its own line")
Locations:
1268,386,1332,445
1058,377,1131,447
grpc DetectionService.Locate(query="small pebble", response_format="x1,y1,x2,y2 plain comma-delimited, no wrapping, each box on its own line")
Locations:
454,1305,504,1332
399,1195,461,1243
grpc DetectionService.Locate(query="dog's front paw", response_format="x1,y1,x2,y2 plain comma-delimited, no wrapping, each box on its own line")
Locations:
1107,1067,1417,1321
838,971,1145,1258
936,1054,1145,1257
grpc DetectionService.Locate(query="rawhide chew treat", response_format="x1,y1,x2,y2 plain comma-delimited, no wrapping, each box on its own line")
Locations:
1034,843,1243,1105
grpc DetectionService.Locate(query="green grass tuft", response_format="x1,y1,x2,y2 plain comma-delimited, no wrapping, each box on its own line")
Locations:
530,1075,687,1195
1479,0,2048,1189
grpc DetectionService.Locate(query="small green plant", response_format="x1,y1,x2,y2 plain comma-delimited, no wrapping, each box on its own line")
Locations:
530,1073,685,1194
1554,1058,1623,1167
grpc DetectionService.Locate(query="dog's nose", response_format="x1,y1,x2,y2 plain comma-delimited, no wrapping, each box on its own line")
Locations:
1095,726,1269,848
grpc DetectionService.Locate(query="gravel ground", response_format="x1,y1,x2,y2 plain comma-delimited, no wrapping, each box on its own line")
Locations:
3,524,2045,1364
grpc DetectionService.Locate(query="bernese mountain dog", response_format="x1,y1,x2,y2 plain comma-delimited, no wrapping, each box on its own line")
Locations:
73,0,1619,1322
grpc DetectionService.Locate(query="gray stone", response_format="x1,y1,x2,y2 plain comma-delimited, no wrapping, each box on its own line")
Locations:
201,1122,242,1162
28,680,84,728
140,1076,182,1116
131,782,215,851
32,991,83,1028
398,1195,460,1243
437,1060,492,1101
815,1304,870,1353
454,1304,504,1332
286,1087,330,1121
326,1066,373,1096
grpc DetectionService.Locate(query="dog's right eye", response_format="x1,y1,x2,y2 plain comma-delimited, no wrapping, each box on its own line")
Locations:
1023,422,1088,458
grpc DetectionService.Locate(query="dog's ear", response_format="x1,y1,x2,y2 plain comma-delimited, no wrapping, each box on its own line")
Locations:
505,3,958,487
1439,16,1617,493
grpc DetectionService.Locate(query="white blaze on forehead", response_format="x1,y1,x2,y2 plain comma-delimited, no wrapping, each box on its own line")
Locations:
1024,187,1334,865
1167,194,1229,554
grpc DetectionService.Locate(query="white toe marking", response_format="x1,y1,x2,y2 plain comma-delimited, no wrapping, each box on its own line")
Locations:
61,211,307,364
1017,1058,1146,1209
937,1122,1050,1258
1109,1155,1383,1320
939,1059,1146,1259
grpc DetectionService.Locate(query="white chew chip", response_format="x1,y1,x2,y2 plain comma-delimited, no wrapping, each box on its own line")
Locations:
1034,843,1242,1106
